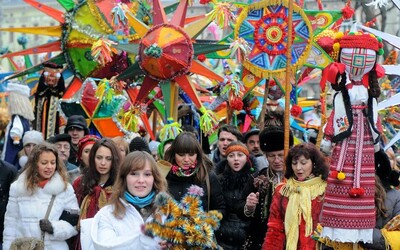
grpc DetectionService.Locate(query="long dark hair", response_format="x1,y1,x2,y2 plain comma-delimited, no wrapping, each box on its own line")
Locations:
80,138,120,196
284,143,329,180
164,132,210,183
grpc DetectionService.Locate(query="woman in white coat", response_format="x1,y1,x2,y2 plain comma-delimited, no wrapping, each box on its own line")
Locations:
3,142,79,250
90,151,168,250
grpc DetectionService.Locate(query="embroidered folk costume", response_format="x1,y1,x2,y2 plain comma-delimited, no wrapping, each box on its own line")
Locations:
320,31,384,243
34,62,65,139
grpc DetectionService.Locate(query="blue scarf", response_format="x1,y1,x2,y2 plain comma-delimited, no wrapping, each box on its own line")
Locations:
124,190,155,208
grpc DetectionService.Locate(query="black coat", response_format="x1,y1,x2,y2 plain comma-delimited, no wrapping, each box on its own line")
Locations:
0,160,17,243
243,167,275,250
216,160,257,250
166,170,225,216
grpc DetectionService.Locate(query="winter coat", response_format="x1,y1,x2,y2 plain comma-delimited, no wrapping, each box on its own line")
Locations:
3,171,79,250
363,189,400,249
166,170,225,215
0,160,17,244
262,183,324,250
216,160,256,249
89,199,161,250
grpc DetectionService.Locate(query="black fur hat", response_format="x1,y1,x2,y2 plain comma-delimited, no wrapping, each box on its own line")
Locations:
259,126,293,153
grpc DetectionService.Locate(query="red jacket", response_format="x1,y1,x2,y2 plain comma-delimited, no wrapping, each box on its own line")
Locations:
262,184,324,250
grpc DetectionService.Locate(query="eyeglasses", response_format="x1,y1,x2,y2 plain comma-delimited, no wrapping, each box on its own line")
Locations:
56,144,70,150
266,154,284,161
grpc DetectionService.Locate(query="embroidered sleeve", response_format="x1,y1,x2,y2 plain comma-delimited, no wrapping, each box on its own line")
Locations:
323,109,335,140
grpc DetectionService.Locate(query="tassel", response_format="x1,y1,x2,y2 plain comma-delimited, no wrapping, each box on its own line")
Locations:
230,38,251,62
91,38,118,66
95,79,114,104
206,2,236,29
199,106,219,135
159,118,182,141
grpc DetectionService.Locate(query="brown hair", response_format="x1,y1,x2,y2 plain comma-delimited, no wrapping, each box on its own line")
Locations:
23,142,69,194
284,143,329,180
164,132,210,183
80,138,120,197
375,175,387,219
111,151,167,218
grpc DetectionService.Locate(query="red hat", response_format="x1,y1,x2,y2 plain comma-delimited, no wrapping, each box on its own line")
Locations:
334,31,384,55
77,135,100,160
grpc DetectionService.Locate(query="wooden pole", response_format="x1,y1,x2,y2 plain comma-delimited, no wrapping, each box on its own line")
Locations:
258,80,270,130
284,0,294,161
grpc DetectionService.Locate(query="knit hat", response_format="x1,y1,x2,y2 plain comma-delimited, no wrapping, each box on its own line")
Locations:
259,126,293,153
244,128,260,144
65,115,89,135
47,133,71,144
7,82,30,97
77,135,100,160
225,141,249,157
334,31,384,55
375,149,400,189
23,130,44,147
129,137,151,154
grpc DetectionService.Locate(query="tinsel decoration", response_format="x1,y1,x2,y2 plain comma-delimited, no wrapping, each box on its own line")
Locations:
144,185,223,249
111,3,127,27
199,106,219,135
91,38,118,66
95,79,115,104
230,37,251,63
207,2,236,29
119,105,142,132
159,117,182,141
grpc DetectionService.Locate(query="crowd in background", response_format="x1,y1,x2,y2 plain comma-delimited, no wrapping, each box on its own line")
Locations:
0,113,399,250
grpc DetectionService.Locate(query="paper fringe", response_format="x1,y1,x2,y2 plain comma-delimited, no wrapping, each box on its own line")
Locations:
159,118,182,141
199,106,219,135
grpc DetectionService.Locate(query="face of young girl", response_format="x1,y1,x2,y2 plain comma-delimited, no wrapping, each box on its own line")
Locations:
95,146,112,176
81,144,93,168
175,153,197,169
37,151,57,180
227,151,247,172
126,160,154,198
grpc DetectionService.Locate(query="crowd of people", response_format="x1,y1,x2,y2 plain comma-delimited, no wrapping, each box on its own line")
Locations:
0,111,399,250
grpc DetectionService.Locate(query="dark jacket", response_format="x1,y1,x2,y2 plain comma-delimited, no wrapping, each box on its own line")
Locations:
216,160,256,250
243,167,276,250
166,170,225,216
0,160,17,243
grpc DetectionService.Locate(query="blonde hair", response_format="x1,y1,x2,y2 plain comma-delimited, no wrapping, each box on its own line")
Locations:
111,136,129,155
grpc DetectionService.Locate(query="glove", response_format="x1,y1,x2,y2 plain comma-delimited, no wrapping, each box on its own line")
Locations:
40,219,54,234
60,210,79,226
320,138,332,155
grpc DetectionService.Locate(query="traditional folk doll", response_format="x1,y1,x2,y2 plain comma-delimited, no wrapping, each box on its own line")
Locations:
1,82,35,166
33,62,65,139
320,31,385,244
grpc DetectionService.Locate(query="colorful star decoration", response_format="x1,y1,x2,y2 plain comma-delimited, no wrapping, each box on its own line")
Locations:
58,78,129,137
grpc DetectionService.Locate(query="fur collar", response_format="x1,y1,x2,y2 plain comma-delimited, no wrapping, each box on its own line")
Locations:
13,171,66,197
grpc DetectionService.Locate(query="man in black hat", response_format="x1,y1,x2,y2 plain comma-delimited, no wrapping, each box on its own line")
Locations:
244,128,268,171
64,115,89,166
48,134,80,183
243,126,294,249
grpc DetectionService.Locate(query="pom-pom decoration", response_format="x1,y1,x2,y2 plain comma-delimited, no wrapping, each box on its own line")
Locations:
337,172,346,180
348,187,365,197
290,104,303,117
144,186,223,249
